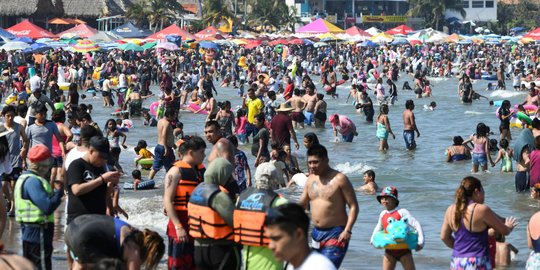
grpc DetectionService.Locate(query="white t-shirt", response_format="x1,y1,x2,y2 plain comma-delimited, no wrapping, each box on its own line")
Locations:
286,251,336,270
29,75,41,92
64,147,88,170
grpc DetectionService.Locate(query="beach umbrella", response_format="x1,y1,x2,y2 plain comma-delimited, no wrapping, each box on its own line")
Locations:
313,42,329,48
25,43,52,53
1,41,31,51
302,39,314,46
97,42,119,50
511,27,525,32
409,40,422,46
199,41,219,49
142,41,156,50
35,38,53,43
365,27,381,36
231,39,248,45
386,24,413,35
59,33,81,40
13,37,33,43
70,39,100,52
0,28,16,41
391,38,409,45
118,43,144,51
214,40,236,47
358,40,378,47
288,38,305,45
457,39,473,44
155,42,179,51
370,32,393,43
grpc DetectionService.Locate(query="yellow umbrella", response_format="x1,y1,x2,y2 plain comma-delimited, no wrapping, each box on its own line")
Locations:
231,39,248,45
370,33,394,43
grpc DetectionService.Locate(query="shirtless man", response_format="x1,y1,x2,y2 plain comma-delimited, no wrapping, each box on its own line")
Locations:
522,87,539,106
149,108,177,180
302,87,317,126
204,120,235,164
326,67,338,99
289,89,307,128
256,75,268,97
403,100,420,150
314,93,327,128
299,144,359,268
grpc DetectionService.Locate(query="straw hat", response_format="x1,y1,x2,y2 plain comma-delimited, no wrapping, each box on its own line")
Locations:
276,103,294,112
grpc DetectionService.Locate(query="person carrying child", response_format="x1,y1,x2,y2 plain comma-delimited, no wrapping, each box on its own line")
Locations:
370,186,424,270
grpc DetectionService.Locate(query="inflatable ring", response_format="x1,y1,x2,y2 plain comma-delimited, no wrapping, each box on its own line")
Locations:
258,73,270,85
123,180,155,190
149,102,159,116
517,111,533,125
481,73,497,80
54,102,65,110
92,67,101,80
515,104,538,112
372,217,418,250
59,82,71,91
5,95,17,105
137,158,154,166
493,100,503,107
187,103,209,115
111,77,119,86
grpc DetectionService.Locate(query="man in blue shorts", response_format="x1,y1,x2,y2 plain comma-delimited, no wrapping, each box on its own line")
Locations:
402,100,420,150
149,108,177,180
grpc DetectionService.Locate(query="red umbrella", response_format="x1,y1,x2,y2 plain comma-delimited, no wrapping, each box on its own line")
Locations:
288,38,305,45
7,20,56,39
409,40,422,46
244,39,262,49
386,25,414,35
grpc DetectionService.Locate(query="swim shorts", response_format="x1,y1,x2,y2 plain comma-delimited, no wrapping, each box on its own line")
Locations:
385,249,411,261
167,214,195,270
527,251,540,270
311,226,349,268
403,130,416,150
472,153,488,167
153,144,175,172
51,156,63,167
341,133,354,142
451,256,492,270
304,111,314,126
290,112,306,123
515,171,530,192
315,111,327,122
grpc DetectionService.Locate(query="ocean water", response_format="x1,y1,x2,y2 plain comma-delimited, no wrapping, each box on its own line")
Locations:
2,73,536,269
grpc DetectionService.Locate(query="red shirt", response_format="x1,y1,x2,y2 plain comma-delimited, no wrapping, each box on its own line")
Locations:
382,210,402,232
270,113,293,147
283,83,294,100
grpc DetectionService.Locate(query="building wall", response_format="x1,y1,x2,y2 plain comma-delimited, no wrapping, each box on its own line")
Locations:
290,0,409,18
445,0,497,21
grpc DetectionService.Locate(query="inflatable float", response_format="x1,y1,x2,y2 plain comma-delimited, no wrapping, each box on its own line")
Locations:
59,82,71,91
136,158,154,169
149,102,164,117
185,103,209,115
291,173,308,188
372,217,418,250
324,79,346,93
123,180,155,190
517,111,533,125
515,104,538,112
481,73,497,81
510,117,525,128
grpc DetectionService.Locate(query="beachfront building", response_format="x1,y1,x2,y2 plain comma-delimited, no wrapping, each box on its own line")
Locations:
289,0,410,27
0,0,134,29
445,0,498,22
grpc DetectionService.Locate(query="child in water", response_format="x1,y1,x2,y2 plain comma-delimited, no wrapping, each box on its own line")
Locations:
371,186,424,270
493,139,513,172
132,169,142,191
134,140,154,170
355,169,379,194
423,101,436,111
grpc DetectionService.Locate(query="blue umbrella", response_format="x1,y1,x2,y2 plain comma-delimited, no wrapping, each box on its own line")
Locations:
24,43,52,53
199,41,218,49
457,39,473,44
302,39,314,46
0,28,15,41
510,27,525,32
391,39,408,45
13,37,33,43
359,40,378,47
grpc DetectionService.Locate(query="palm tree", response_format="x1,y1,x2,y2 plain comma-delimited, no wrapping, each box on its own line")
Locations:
281,6,301,33
125,2,149,27
202,0,235,27
408,0,466,30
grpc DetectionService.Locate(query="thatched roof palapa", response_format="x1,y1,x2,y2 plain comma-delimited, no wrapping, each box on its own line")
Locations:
0,0,134,18
0,0,62,16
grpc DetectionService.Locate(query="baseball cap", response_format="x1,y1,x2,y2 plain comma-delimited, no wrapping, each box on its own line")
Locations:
377,186,399,206
89,136,111,160
254,162,280,190
28,144,51,163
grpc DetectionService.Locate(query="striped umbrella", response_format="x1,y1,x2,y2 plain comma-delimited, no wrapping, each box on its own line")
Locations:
142,42,156,50
118,43,144,51
70,39,100,52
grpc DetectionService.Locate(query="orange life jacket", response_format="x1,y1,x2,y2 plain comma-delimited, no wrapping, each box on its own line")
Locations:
173,160,205,211
233,187,278,246
188,182,233,240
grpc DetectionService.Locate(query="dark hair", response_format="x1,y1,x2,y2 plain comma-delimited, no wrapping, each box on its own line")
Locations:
476,122,488,137
306,144,328,160
304,132,320,147
205,120,221,131
132,169,142,179
533,118,540,130
499,138,509,149
95,258,123,270
51,109,66,123
179,136,207,155
105,118,117,132
364,169,375,180
535,136,540,150
454,176,483,228
227,135,238,147
316,93,324,100
137,140,147,149
17,104,28,117
254,113,265,123
80,125,99,146
77,112,92,122
164,107,176,118
1,105,16,116
501,100,511,110
264,203,310,237
0,136,8,162
405,99,414,110
453,136,464,145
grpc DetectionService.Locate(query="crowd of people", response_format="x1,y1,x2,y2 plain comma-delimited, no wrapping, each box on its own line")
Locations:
1,35,540,270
